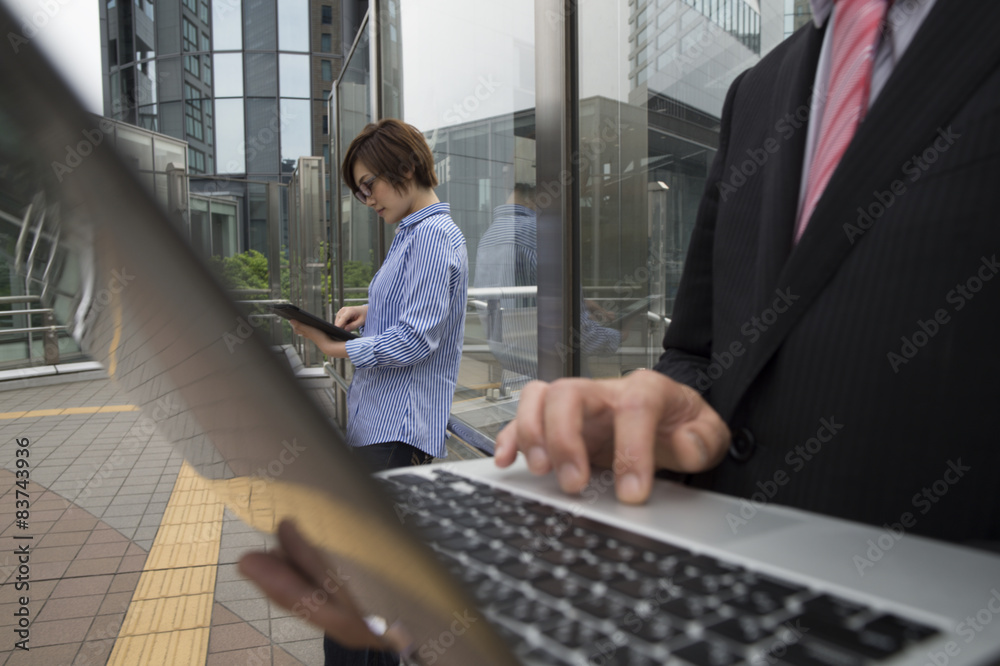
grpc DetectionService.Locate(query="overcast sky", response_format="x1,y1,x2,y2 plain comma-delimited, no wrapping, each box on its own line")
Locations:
3,0,103,113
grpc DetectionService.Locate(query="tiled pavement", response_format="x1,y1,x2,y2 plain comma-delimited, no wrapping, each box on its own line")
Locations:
0,376,335,665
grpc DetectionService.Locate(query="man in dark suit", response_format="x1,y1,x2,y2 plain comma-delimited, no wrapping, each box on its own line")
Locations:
241,0,1000,650
496,0,1000,545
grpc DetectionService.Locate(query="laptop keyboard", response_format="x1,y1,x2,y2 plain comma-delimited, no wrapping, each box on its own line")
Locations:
378,470,939,666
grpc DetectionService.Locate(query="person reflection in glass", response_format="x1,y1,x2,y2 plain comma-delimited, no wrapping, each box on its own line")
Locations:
473,183,622,394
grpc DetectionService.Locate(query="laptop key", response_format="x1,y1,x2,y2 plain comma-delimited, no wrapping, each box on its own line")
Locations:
862,613,938,645
498,560,551,582
494,596,562,624
572,561,626,583
673,639,740,666
469,547,519,567
707,616,772,645
772,638,866,666
789,610,910,660
798,595,866,623
540,619,611,650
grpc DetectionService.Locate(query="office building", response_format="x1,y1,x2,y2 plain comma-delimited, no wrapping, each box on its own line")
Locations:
98,0,366,254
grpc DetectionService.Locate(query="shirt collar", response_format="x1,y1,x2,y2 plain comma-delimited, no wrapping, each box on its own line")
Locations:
398,202,450,230
810,0,834,27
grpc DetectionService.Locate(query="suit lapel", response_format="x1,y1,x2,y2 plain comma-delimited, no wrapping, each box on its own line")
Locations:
727,0,1000,415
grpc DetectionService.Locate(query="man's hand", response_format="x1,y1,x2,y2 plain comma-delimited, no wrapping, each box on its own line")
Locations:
494,370,731,504
239,520,409,652
335,304,369,331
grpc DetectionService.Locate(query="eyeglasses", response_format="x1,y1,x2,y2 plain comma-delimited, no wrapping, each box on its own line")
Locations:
354,173,381,204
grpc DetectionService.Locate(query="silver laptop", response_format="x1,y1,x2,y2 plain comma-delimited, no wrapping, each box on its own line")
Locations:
2,7,999,665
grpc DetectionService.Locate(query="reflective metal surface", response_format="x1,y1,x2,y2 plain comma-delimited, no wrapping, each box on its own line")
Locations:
0,5,515,663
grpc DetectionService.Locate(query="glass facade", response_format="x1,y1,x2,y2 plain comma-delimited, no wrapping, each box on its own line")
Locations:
328,0,785,443
100,0,351,257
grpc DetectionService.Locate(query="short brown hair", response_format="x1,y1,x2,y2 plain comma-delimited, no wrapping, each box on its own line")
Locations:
342,118,438,198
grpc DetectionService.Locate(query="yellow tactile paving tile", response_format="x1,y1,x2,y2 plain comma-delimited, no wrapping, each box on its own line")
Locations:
132,566,218,600
0,404,139,420
119,593,215,634
108,462,225,666
109,628,210,665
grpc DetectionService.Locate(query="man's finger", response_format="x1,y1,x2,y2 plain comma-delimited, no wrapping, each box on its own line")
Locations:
513,381,553,475
541,379,611,494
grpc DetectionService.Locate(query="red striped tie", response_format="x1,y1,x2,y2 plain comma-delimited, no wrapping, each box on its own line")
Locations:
795,0,891,243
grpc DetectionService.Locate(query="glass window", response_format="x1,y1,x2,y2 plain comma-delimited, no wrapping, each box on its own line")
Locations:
183,0,196,12
214,53,243,97
321,60,333,82
155,137,187,174
215,98,246,173
115,125,154,171
245,98,279,174
279,54,311,98
199,0,209,23
658,3,678,28
202,55,212,85
281,99,312,168
657,22,679,49
278,0,309,52
321,33,332,53
183,18,198,51
185,83,204,141
322,5,332,24
245,52,277,97
244,0,276,50
575,0,776,381
213,0,242,50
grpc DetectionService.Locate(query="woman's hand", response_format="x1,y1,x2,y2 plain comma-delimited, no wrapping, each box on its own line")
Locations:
290,321,349,358
335,305,369,331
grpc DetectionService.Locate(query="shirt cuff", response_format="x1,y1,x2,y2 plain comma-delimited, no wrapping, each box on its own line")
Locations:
345,337,378,368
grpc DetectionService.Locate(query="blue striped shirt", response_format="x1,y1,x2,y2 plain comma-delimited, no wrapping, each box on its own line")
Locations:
344,202,468,458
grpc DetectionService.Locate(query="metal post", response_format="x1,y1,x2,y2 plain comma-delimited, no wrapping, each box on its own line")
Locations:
267,181,284,345
534,0,580,381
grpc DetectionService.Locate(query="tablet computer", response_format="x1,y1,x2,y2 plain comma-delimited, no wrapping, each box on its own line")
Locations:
609,296,653,325
270,303,358,341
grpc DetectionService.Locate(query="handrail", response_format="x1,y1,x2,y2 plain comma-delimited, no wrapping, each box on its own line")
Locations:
0,309,52,316
322,361,351,393
0,295,41,305
0,325,67,336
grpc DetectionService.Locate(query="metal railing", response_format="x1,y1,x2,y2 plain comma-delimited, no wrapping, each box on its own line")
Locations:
0,294,77,367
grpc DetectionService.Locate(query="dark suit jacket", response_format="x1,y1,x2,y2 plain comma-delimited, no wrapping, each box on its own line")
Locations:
655,0,1000,543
